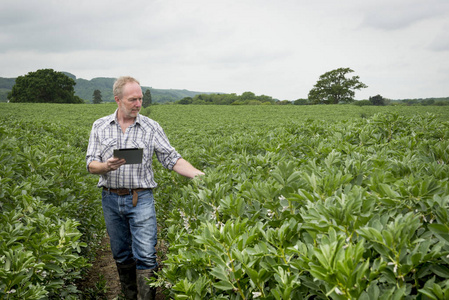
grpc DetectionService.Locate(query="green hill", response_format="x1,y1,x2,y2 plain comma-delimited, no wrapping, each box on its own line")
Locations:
66,72,206,104
0,72,207,103
0,77,16,103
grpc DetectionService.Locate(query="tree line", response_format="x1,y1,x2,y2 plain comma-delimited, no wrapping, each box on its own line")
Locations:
176,68,448,106
6,68,448,106
175,68,377,106
175,91,276,105
92,88,152,107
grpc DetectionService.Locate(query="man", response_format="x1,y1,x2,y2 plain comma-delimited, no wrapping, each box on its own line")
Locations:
86,76,204,299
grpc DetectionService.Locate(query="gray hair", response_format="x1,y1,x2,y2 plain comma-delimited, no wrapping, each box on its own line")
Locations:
113,76,140,99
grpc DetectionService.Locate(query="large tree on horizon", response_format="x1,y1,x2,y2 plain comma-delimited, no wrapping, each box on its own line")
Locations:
308,68,368,104
8,69,83,103
143,88,152,107
92,89,102,104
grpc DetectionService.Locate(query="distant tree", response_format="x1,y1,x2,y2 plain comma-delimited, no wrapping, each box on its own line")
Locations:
8,69,83,103
293,98,309,105
422,99,435,106
173,91,276,105
353,100,372,106
177,97,192,105
256,94,275,104
241,91,256,101
369,94,386,106
223,93,239,105
276,100,292,105
143,89,152,107
308,68,367,104
192,99,206,105
193,94,204,103
247,100,262,105
403,99,419,106
92,89,102,104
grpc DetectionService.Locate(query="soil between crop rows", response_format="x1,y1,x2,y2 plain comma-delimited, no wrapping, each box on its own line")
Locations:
79,235,167,299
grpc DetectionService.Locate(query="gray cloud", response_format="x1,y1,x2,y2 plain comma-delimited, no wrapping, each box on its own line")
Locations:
428,24,449,51
359,0,449,30
0,0,448,100
0,0,195,52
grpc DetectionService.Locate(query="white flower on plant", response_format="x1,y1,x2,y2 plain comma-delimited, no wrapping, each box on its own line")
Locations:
267,209,275,218
388,262,398,273
183,220,191,233
252,291,262,298
211,205,219,220
279,195,290,212
335,287,343,295
216,221,225,229
178,209,192,233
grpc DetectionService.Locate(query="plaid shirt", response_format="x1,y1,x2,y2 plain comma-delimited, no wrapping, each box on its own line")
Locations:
86,110,181,189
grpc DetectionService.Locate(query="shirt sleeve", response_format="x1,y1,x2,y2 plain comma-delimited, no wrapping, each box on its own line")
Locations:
152,122,181,170
85,122,101,172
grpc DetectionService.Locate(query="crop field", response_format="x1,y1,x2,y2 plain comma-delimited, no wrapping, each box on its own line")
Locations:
1,103,449,299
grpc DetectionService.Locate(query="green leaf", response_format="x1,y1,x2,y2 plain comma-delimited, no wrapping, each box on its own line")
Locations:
428,224,449,244
286,171,302,185
382,230,394,247
245,267,259,284
378,183,400,198
429,265,449,279
432,283,444,300
367,283,380,300
210,266,229,282
213,280,234,291
411,252,422,266
390,286,406,300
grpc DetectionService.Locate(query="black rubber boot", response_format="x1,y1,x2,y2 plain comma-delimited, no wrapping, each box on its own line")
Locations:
136,268,157,300
116,261,138,300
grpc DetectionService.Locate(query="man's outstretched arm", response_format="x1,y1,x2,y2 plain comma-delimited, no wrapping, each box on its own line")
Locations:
172,158,204,178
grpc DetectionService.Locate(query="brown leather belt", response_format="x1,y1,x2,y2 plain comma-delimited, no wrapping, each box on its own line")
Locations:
103,187,149,207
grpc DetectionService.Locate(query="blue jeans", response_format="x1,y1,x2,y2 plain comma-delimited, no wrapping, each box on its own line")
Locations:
102,189,158,270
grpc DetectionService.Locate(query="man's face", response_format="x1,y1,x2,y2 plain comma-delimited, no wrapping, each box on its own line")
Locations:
116,82,143,119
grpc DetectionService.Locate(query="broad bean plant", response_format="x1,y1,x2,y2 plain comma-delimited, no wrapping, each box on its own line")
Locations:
153,110,449,299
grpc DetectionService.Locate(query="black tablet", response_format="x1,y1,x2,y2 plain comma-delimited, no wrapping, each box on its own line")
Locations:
113,148,143,164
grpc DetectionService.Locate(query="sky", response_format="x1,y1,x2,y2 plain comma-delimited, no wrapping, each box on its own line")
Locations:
1,0,448,101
